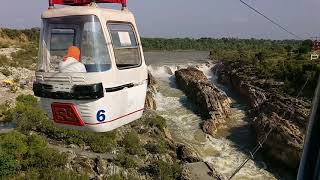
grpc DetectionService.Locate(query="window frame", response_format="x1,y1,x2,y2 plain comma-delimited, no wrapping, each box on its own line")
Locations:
43,16,113,73
47,23,81,61
107,21,142,70
50,28,76,51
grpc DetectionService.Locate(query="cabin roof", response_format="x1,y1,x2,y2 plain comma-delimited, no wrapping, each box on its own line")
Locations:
42,6,133,20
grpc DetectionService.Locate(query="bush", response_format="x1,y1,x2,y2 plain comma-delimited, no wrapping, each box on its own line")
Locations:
123,131,141,155
86,131,117,153
10,44,38,69
148,115,167,130
149,160,182,180
115,153,138,169
145,141,167,154
0,102,10,122
0,131,68,178
16,94,38,107
0,151,20,177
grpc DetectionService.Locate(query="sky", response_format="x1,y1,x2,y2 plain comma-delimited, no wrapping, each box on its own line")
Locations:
0,0,319,40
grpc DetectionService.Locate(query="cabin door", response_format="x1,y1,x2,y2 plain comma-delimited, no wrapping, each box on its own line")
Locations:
107,22,147,120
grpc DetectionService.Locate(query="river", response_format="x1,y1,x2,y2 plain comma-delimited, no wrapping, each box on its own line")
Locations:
145,51,279,180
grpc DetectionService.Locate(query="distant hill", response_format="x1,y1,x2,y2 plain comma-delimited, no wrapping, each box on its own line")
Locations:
0,28,40,48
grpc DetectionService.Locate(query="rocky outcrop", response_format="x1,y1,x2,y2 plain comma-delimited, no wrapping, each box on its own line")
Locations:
181,162,226,180
145,71,157,110
176,144,201,163
145,91,157,111
175,67,231,135
216,61,311,169
0,66,34,105
253,113,304,169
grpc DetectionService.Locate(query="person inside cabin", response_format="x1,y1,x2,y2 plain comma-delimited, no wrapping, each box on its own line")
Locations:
59,46,87,73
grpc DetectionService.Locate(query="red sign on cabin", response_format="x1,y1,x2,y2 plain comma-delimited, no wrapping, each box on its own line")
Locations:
51,103,85,126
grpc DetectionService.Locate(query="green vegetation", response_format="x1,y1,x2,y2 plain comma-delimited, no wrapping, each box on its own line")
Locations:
130,38,318,98
10,44,38,69
141,37,301,52
216,39,319,99
16,94,38,106
0,95,183,179
0,101,10,122
149,160,183,180
0,28,40,43
0,28,39,69
5,95,117,153
145,141,167,154
148,114,167,129
122,131,141,155
0,131,88,179
115,153,138,169
0,44,38,69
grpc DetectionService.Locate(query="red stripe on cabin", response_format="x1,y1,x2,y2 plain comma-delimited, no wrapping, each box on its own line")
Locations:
85,108,144,125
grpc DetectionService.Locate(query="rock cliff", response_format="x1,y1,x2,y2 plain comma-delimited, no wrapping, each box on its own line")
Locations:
175,67,231,135
145,71,158,110
216,61,311,169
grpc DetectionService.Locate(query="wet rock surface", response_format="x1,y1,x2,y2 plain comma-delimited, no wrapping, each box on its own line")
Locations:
181,162,226,180
176,144,201,163
145,71,157,110
175,67,231,135
216,61,311,170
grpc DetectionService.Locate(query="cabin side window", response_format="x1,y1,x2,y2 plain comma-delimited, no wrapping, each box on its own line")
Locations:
107,23,141,69
39,15,111,73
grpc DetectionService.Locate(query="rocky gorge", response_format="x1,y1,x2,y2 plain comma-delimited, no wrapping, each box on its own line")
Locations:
215,61,311,170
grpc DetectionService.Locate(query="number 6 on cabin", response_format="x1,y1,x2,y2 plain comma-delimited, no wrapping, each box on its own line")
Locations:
97,110,106,122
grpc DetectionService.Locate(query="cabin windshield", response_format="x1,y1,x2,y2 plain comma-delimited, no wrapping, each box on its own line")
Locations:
38,15,111,73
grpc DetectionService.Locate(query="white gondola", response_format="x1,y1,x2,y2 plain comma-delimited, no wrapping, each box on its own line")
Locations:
33,0,147,132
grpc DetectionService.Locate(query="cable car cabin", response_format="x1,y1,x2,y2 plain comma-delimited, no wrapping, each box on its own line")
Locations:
33,1,148,132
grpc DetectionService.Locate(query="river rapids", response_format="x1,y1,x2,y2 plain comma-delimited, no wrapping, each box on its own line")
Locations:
146,51,277,180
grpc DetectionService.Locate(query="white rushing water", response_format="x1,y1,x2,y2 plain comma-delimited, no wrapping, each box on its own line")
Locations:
148,63,277,180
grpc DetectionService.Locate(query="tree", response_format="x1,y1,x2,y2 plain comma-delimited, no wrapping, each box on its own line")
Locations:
255,52,266,63
298,39,313,54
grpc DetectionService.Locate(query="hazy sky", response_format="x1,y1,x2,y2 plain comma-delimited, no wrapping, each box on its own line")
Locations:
0,0,319,39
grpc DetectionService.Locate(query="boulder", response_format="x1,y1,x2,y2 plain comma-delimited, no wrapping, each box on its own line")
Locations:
145,71,157,110
202,119,225,136
176,144,201,163
182,162,226,180
95,156,108,175
145,91,157,110
72,155,97,178
175,67,231,134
